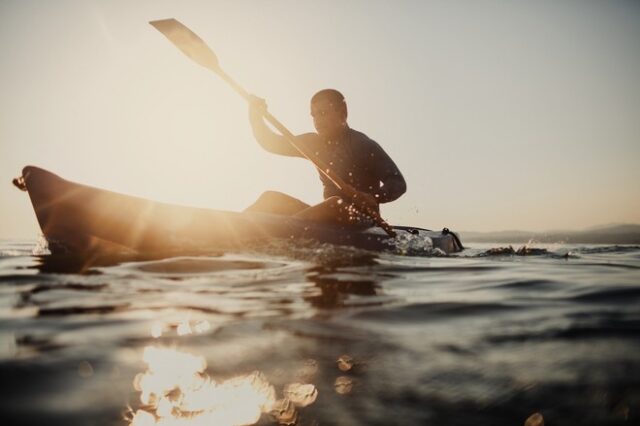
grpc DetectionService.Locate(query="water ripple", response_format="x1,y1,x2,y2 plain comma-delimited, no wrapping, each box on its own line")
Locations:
1,241,639,425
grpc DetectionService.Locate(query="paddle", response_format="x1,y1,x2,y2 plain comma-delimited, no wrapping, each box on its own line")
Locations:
149,18,396,237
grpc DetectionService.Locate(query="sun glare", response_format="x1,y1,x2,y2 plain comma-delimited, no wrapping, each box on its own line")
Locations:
129,324,317,426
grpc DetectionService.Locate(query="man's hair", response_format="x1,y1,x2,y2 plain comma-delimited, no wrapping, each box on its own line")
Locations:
311,89,346,111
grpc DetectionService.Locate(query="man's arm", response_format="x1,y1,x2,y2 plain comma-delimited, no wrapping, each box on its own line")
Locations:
377,172,407,203
369,141,407,203
249,96,307,157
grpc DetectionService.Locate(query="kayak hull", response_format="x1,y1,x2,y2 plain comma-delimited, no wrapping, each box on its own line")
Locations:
18,166,463,255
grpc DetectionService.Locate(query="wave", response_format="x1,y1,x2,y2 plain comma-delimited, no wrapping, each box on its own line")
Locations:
353,302,519,322
569,286,640,303
486,314,640,344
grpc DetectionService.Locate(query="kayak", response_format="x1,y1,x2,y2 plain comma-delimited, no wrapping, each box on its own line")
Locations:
15,166,463,255
16,166,463,255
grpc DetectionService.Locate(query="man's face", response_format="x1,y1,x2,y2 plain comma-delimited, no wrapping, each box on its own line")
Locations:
311,98,347,139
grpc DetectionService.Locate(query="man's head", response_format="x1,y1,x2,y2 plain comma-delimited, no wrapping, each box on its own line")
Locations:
310,89,348,139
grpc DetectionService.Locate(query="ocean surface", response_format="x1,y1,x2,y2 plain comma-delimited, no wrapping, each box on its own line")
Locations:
0,238,639,426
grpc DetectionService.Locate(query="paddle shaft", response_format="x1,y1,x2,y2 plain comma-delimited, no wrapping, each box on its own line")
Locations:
151,19,396,237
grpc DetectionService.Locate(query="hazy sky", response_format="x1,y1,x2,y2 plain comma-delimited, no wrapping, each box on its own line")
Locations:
2,0,639,238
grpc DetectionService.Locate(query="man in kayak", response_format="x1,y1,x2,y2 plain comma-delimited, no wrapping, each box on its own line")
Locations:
245,89,406,225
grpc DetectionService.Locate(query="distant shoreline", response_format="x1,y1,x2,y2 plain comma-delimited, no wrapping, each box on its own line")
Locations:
460,224,640,244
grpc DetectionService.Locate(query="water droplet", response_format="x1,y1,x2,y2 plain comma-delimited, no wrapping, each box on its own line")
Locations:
524,412,544,426
283,383,318,407
337,354,354,372
334,376,353,394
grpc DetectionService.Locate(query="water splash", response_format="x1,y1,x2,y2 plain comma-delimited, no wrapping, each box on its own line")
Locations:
476,245,550,257
32,234,51,256
390,231,441,256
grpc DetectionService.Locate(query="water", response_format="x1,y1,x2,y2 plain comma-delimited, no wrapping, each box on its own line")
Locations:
1,239,639,425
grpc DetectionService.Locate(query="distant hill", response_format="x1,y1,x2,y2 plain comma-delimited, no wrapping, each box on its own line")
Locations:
461,224,640,244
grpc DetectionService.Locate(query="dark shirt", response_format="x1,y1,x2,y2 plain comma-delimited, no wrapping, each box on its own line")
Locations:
250,112,406,204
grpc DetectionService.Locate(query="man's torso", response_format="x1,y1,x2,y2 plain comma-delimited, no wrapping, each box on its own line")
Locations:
300,128,386,199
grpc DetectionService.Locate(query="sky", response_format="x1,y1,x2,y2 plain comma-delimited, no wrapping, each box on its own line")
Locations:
1,0,639,238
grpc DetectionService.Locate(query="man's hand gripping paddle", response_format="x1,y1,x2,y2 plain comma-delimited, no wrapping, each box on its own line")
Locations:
150,18,396,237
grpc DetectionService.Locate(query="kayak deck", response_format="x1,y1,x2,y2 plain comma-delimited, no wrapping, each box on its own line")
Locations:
17,166,463,255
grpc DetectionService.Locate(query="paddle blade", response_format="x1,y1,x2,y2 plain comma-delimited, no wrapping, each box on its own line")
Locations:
150,19,220,72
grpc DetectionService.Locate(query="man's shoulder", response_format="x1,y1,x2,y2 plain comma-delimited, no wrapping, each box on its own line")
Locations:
348,127,373,142
348,128,383,150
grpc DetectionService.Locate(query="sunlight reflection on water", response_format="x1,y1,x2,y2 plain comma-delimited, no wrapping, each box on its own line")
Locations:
129,322,317,426
131,346,276,425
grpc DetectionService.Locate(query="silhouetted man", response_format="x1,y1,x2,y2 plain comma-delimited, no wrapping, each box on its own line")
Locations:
246,89,406,225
